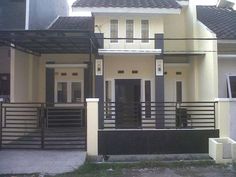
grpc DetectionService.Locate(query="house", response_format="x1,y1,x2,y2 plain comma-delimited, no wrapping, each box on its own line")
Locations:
197,0,236,141
0,0,69,102
0,0,221,155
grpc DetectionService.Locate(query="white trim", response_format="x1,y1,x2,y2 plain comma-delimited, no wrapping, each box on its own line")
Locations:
47,16,60,29
215,98,236,102
86,98,99,102
164,51,205,55
73,7,181,14
177,1,189,6
109,19,119,44
218,54,236,59
25,0,30,30
218,40,236,44
46,64,88,68
141,19,150,44
125,19,135,44
55,80,84,104
164,63,190,67
99,49,162,55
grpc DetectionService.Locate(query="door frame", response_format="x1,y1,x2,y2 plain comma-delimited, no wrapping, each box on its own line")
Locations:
54,79,84,106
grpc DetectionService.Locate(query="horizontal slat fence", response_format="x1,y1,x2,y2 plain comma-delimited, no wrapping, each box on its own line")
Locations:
104,102,216,129
0,103,86,150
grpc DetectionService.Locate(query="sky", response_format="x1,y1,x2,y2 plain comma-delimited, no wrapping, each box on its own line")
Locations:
66,0,226,15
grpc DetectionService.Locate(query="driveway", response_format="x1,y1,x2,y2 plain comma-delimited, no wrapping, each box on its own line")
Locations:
0,150,86,175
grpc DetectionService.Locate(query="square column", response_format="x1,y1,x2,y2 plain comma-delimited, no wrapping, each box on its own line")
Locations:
155,34,164,129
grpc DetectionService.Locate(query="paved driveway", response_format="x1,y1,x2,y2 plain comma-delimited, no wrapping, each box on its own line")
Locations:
0,150,86,175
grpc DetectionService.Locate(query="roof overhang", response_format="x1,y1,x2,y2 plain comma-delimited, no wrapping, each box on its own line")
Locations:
0,30,100,56
164,51,206,56
98,48,162,55
73,7,181,15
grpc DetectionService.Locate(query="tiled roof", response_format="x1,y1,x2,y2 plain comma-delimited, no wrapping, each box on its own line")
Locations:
48,17,94,31
197,6,236,39
72,0,181,9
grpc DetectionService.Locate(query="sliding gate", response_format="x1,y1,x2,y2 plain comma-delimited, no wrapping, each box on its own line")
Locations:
0,103,86,150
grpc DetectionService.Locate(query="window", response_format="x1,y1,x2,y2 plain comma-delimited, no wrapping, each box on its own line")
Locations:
227,76,236,98
57,82,67,103
126,20,134,43
56,81,82,103
110,19,118,43
71,82,82,103
176,81,182,102
145,81,151,118
141,20,149,43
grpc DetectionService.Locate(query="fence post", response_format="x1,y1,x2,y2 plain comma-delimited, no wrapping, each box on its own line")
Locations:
41,104,45,149
86,98,99,156
0,102,2,150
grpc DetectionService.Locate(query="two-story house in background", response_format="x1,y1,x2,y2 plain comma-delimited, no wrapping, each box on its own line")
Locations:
0,0,69,102
1,0,236,157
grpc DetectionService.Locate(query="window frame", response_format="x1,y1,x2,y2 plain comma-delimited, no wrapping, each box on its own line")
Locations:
126,19,134,43
141,19,149,43
110,19,119,43
227,75,236,98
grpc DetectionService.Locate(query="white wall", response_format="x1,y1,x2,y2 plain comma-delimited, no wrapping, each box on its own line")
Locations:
218,59,236,98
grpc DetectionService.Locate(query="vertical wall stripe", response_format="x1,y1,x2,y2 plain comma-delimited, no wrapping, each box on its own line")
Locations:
155,34,165,129
95,33,104,129
46,62,55,105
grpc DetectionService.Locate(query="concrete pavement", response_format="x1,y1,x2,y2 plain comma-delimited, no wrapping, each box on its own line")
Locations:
0,150,86,175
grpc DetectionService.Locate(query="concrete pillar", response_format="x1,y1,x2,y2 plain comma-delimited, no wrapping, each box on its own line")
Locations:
155,34,164,128
86,98,99,156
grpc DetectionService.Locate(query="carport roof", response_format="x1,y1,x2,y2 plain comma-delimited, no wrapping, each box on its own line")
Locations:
0,30,99,56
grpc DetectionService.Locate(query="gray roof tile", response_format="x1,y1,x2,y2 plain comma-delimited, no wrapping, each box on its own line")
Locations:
197,6,236,39
48,17,94,31
72,0,181,9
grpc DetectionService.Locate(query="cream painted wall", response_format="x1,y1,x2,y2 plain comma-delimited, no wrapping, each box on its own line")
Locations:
10,49,31,102
218,59,236,98
164,64,189,102
163,8,187,52
95,15,164,49
195,23,218,101
11,52,90,102
37,54,90,102
104,55,155,102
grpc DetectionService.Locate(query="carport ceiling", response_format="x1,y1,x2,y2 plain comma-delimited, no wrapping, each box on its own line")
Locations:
0,30,99,56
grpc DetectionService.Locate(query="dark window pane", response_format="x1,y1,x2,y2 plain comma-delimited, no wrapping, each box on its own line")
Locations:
229,76,236,98
71,82,81,103
176,81,182,102
57,82,67,103
145,81,151,118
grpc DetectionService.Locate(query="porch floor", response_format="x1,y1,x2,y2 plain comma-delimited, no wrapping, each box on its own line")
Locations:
0,150,86,174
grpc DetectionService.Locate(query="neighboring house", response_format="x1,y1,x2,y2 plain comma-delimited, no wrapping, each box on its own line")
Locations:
0,0,69,102
197,0,236,141
0,0,222,155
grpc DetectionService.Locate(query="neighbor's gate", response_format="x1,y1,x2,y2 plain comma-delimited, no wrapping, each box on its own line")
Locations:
0,103,86,150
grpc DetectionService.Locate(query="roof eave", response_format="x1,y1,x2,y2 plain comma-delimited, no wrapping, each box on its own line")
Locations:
72,7,181,15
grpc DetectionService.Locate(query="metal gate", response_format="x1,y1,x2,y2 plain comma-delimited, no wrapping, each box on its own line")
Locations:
0,103,86,150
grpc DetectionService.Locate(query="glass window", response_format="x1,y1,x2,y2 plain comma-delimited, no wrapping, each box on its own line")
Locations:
141,20,149,43
110,19,118,43
71,82,82,103
57,82,67,103
227,76,236,98
126,20,134,43
176,81,182,102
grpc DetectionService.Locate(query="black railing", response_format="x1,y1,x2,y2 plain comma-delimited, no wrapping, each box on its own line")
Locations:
0,102,86,150
104,102,217,129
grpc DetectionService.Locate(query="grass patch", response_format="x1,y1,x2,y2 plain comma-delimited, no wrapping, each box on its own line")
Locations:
45,160,219,177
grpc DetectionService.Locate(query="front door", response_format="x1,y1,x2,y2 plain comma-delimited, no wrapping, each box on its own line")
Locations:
115,79,141,128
